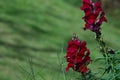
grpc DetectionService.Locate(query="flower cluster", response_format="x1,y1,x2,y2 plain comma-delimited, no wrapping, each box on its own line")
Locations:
81,0,107,33
65,35,91,73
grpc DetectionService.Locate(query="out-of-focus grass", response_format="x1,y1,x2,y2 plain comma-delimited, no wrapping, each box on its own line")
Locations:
0,0,120,80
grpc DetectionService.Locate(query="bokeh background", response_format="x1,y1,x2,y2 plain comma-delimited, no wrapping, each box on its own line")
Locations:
0,0,120,80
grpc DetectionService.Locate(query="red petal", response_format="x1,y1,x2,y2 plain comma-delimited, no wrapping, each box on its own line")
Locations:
80,67,89,73
81,41,86,47
87,15,97,24
66,63,74,72
94,1,101,8
82,0,91,4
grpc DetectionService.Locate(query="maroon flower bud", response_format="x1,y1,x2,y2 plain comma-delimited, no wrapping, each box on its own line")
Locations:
108,49,115,54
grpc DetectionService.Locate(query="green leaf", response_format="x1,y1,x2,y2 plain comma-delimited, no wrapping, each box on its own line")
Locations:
94,57,105,62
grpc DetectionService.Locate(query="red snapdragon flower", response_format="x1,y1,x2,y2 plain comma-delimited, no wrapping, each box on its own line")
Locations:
81,0,107,33
65,34,91,73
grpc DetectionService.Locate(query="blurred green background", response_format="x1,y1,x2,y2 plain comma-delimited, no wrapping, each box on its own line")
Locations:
0,0,120,80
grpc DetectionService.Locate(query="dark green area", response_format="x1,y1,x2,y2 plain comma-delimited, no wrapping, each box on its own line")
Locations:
0,0,120,80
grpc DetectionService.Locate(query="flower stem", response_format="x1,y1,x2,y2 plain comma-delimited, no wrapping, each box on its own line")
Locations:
82,73,87,80
95,31,115,79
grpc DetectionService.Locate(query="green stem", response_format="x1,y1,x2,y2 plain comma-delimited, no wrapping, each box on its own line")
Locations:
95,31,115,79
82,73,87,80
